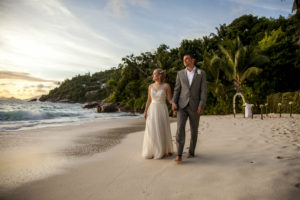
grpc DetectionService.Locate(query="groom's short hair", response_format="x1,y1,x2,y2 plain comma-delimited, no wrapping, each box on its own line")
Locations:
184,53,196,60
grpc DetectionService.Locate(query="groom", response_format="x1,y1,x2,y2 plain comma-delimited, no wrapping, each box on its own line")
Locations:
172,53,207,163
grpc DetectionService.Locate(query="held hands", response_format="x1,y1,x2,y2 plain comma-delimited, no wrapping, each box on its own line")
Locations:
172,103,178,117
197,106,204,115
172,103,178,112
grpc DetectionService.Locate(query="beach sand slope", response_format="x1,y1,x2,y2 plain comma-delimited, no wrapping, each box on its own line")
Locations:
1,115,300,200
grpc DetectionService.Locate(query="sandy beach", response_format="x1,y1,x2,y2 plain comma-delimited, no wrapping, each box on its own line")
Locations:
1,114,300,200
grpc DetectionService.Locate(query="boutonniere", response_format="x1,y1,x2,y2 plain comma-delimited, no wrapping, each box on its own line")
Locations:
197,69,201,75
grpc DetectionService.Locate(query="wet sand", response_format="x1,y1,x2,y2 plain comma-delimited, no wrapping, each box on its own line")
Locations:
1,114,300,200
0,117,146,192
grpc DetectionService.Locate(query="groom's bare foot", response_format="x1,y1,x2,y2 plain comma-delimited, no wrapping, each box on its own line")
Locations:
187,154,194,158
174,156,182,164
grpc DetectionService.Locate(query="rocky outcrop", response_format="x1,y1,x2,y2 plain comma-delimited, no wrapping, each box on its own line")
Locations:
82,101,102,109
97,103,118,113
28,98,38,102
57,99,71,103
118,104,135,113
39,96,74,103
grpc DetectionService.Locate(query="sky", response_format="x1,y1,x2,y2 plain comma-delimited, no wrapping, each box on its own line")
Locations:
0,0,294,99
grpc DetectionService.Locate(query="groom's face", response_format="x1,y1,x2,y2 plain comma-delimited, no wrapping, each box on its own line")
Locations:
183,55,194,68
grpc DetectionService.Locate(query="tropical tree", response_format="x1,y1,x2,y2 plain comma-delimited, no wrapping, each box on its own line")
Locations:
292,0,300,13
200,51,226,98
218,37,269,115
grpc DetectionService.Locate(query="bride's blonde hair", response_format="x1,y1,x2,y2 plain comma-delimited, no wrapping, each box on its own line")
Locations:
154,68,166,82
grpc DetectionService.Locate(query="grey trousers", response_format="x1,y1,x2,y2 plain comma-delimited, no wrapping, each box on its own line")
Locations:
176,105,200,156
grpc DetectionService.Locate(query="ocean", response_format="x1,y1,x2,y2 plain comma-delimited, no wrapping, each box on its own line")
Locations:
0,100,139,131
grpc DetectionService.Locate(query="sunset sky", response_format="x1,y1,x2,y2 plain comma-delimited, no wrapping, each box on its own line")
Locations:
0,0,293,99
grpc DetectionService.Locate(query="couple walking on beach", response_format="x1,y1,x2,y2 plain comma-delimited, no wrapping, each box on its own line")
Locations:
142,53,207,163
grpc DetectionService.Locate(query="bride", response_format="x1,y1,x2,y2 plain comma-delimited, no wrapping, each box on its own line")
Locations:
142,69,174,159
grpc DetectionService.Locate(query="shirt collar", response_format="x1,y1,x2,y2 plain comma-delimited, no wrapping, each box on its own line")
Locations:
185,66,196,73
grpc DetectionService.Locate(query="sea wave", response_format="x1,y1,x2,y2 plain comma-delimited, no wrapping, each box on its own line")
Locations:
0,100,141,131
0,110,79,121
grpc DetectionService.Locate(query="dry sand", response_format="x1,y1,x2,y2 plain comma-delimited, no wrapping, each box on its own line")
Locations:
1,114,300,200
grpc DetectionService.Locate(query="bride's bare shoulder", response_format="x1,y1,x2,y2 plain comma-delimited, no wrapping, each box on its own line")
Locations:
148,83,153,89
164,83,171,89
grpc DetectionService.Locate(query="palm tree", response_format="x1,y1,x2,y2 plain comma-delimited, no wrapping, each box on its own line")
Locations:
200,51,226,99
218,37,269,116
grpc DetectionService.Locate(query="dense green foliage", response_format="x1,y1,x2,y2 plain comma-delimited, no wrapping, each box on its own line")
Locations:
267,90,300,113
41,14,300,114
40,69,119,103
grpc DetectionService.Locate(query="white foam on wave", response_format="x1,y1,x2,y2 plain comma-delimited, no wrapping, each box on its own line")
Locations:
0,100,141,131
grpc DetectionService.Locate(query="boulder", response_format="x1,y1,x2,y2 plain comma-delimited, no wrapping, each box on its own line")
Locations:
118,104,134,113
58,99,71,103
97,103,118,113
134,108,144,113
28,98,37,102
82,101,101,109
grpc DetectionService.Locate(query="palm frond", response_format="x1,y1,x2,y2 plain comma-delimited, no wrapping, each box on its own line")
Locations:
249,55,270,67
240,67,262,82
219,44,234,68
234,49,240,78
292,0,299,12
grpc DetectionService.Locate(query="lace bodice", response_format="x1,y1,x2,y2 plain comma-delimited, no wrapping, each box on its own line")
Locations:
151,84,166,104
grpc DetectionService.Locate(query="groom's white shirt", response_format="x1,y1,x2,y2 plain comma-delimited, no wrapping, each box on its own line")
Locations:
186,66,196,86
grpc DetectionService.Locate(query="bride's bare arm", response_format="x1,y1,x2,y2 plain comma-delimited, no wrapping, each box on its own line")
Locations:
144,85,152,119
165,83,173,104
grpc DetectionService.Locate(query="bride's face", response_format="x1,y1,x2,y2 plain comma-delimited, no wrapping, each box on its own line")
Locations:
152,70,161,82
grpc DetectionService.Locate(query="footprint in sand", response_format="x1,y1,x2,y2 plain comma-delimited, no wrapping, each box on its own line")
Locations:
276,155,297,160
295,183,300,189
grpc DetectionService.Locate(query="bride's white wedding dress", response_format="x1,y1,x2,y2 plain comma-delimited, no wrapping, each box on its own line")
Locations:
142,84,173,159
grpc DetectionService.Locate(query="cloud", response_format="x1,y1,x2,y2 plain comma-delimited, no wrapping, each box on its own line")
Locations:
106,0,150,18
0,82,15,86
0,70,59,83
230,0,291,13
0,89,11,95
230,6,246,16
35,88,48,93
0,0,131,80
0,79,58,99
